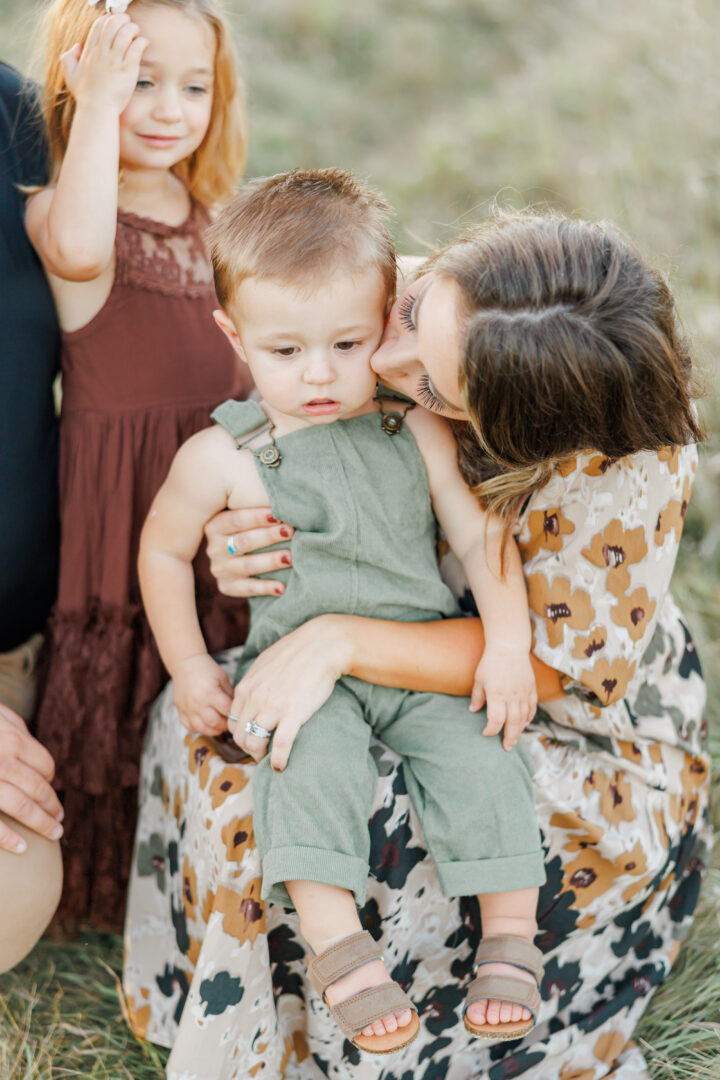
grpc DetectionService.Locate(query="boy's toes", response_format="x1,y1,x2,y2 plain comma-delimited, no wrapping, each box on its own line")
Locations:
371,1019,387,1037
383,1014,398,1033
499,1001,514,1024
486,999,502,1025
396,1007,413,1029
466,999,488,1026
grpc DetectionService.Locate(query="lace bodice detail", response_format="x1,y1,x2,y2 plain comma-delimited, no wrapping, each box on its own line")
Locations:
114,202,215,297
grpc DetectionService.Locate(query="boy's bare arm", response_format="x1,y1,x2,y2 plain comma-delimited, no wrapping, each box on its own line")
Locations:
139,427,239,672
406,409,537,747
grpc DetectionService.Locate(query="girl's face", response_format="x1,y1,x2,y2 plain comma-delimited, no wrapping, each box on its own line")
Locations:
118,4,215,172
370,273,469,421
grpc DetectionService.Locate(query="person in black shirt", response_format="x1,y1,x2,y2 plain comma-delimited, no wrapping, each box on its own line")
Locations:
0,62,63,972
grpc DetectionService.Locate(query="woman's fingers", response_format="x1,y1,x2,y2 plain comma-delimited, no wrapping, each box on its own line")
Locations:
0,781,64,849
0,757,63,821
269,718,300,772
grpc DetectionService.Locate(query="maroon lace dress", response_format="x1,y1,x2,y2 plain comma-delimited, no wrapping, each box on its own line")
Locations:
34,202,251,930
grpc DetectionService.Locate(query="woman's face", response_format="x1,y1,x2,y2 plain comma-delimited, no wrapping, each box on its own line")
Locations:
370,273,469,421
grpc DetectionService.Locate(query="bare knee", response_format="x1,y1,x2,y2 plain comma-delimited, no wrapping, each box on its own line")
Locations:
0,813,63,973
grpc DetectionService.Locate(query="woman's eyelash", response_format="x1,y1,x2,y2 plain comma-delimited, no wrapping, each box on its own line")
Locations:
397,293,416,331
416,375,445,413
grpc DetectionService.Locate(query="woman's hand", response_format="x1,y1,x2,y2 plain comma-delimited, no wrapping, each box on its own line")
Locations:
172,654,234,736
204,507,294,598
62,13,148,113
471,644,538,751
0,705,64,854
227,616,354,771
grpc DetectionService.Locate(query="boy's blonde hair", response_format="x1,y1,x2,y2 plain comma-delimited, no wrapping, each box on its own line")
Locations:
208,168,397,309
38,0,247,207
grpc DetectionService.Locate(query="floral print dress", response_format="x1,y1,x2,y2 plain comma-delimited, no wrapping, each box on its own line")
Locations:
123,444,710,1080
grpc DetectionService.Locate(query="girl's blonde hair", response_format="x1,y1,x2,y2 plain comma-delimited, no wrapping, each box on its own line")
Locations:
38,0,247,207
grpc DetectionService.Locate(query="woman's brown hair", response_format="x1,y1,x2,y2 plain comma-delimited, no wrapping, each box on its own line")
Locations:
37,0,247,207
430,211,703,525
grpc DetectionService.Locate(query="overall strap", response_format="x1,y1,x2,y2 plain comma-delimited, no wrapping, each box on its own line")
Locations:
211,399,282,467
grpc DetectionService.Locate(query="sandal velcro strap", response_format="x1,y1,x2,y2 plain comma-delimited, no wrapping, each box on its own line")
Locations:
333,983,416,1040
464,973,540,1020
473,935,543,983
308,931,382,997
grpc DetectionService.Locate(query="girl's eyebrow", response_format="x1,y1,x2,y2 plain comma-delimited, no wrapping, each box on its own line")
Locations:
140,60,214,76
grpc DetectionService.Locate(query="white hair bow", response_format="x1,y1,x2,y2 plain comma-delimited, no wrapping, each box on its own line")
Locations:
88,0,135,13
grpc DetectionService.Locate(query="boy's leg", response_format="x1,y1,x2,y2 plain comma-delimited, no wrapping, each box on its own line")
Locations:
252,681,377,907
252,681,414,1040
375,687,545,1029
374,687,545,897
286,880,414,1039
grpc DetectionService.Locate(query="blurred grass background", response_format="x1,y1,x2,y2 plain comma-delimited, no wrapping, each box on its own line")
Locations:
1,0,718,1076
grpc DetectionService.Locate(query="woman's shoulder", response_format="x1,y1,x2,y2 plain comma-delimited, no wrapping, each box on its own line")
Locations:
525,444,697,510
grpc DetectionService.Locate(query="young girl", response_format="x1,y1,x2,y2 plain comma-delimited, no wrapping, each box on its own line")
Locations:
25,0,252,930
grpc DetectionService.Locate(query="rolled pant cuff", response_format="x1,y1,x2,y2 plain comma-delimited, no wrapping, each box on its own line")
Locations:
436,850,547,898
261,846,370,908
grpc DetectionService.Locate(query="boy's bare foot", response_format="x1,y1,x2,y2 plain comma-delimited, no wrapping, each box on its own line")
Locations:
464,960,535,1027
469,898,540,1029
323,953,414,1038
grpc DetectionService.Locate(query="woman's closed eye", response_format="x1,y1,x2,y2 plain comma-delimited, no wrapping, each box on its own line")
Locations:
416,374,446,414
397,293,417,331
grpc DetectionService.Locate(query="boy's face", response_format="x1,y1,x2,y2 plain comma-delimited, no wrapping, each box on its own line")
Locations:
215,269,387,427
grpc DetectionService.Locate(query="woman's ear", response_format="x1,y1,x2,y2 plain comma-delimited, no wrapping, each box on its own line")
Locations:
213,309,248,365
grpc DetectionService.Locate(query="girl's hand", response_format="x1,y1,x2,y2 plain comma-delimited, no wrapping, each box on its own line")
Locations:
172,654,234,735
471,644,538,750
204,507,295,598
62,13,148,113
0,705,64,854
227,616,353,771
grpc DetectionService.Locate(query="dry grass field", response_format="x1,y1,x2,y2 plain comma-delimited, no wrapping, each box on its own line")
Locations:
1,0,718,1076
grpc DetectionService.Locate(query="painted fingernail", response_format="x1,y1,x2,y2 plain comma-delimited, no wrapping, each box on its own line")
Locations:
51,825,64,840
279,526,291,538
274,586,284,595
281,554,291,566
15,838,27,853
272,765,281,772
267,514,278,523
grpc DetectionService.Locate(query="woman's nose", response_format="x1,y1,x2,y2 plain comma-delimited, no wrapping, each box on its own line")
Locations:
371,335,412,378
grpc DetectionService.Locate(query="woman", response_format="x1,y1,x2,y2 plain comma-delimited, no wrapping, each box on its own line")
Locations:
124,212,710,1079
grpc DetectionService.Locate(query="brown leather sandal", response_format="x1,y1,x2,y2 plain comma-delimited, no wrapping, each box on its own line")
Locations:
463,934,543,1041
307,930,420,1054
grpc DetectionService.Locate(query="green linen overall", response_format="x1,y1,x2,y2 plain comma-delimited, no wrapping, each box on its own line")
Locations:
212,399,545,907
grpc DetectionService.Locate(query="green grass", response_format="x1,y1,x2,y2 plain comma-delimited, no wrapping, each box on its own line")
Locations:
1,0,719,1074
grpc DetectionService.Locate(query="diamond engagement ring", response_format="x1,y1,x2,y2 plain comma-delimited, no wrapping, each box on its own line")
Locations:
245,719,272,739
228,533,238,556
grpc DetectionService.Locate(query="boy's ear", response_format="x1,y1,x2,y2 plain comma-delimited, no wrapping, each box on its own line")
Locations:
213,309,248,365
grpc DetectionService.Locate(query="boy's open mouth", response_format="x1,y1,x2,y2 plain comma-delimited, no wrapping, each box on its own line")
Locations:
303,399,340,414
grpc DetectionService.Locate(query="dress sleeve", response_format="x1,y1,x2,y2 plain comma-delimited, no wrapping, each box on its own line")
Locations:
516,446,697,708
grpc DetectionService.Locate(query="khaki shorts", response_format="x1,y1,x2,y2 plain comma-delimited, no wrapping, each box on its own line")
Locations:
0,633,44,721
